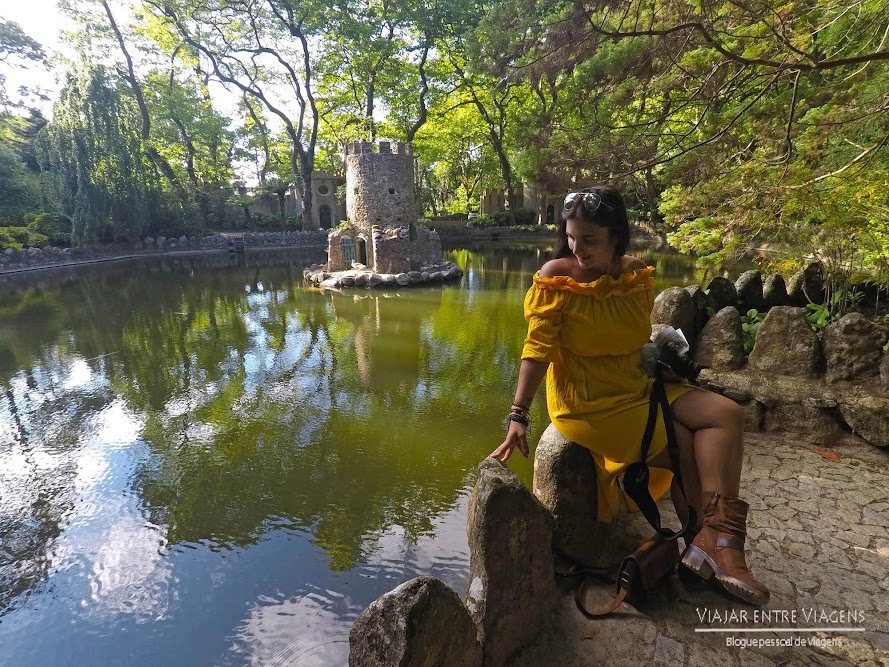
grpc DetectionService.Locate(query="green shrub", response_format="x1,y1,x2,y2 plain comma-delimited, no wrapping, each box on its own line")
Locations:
466,215,497,229
0,226,48,250
740,309,766,353
806,288,865,334
28,212,71,245
513,207,537,226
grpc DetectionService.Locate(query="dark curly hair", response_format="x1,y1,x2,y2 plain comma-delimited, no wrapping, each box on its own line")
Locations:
553,185,630,260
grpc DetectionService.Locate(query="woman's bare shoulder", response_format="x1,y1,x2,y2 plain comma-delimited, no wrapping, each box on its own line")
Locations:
539,258,574,278
622,255,648,272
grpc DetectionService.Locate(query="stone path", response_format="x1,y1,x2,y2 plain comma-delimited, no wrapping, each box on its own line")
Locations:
514,433,889,666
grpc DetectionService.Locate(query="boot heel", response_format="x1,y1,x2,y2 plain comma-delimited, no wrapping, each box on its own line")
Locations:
681,545,714,581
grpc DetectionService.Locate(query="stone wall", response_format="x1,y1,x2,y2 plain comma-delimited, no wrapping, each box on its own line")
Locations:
372,225,442,274
344,141,416,228
650,264,889,448
0,231,329,274
327,224,370,272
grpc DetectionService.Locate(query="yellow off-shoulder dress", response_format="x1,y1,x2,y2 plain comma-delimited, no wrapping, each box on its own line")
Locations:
522,267,696,522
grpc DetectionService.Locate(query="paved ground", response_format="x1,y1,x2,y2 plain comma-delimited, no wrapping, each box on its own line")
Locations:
515,432,889,666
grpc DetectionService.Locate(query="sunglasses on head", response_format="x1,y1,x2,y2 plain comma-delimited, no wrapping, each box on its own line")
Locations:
563,191,614,214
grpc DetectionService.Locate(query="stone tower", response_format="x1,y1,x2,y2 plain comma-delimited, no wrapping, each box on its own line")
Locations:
325,140,445,276
344,141,416,228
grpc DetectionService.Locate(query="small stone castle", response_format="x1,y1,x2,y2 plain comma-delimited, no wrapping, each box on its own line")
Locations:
325,141,445,275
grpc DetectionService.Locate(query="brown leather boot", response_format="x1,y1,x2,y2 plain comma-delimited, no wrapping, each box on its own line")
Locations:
680,493,770,606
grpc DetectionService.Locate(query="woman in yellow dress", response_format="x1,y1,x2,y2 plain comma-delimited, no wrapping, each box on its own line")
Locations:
489,185,769,606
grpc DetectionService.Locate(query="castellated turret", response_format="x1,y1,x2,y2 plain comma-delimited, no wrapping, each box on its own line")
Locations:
345,141,416,229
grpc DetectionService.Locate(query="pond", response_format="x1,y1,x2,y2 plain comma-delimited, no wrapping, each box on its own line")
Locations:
0,242,742,665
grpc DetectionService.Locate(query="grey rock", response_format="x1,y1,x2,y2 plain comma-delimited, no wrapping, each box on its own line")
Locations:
684,285,714,340
735,270,764,313
723,388,751,402
367,273,383,288
706,276,738,311
839,395,889,447
532,425,599,566
353,272,368,287
650,287,695,341
822,312,888,383
743,400,766,431
803,262,825,303
788,263,825,305
693,306,746,371
762,274,789,309
382,274,398,286
143,236,155,247
882,355,889,392
395,273,411,286
763,403,845,439
407,270,422,283
178,235,188,247
466,459,556,666
786,270,807,306
748,306,823,377
156,236,167,247
348,576,482,667
804,397,837,409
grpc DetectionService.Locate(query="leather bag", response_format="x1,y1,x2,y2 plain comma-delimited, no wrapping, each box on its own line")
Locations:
575,529,681,617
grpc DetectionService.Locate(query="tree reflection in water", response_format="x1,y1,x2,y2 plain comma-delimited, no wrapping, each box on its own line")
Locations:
0,244,708,661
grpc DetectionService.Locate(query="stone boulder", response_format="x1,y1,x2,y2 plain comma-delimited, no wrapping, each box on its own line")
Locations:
349,576,482,667
839,395,889,447
735,270,763,313
787,263,825,305
748,306,823,377
466,459,556,666
706,276,738,312
693,306,746,370
882,355,889,392
762,274,789,309
684,285,713,341
822,313,889,383
650,287,695,341
532,426,598,565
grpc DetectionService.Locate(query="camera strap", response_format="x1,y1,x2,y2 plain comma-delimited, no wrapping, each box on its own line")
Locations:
623,380,696,541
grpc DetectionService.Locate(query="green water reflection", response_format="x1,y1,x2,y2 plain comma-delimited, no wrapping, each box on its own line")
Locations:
0,243,731,665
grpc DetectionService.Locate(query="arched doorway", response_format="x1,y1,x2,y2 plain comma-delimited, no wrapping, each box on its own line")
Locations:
319,205,332,229
356,237,368,266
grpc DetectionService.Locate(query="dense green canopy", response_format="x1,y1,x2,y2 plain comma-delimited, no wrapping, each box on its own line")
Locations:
0,1,886,278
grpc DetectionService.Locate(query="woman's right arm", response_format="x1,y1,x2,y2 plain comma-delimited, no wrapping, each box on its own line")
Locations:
489,358,550,462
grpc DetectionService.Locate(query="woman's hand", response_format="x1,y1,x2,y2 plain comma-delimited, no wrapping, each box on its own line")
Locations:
489,420,530,462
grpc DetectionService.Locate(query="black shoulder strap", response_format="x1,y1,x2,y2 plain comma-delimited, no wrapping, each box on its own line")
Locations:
636,380,696,541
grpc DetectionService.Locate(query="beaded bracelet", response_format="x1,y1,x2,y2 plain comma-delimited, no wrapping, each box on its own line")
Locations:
505,410,531,433
511,402,530,412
